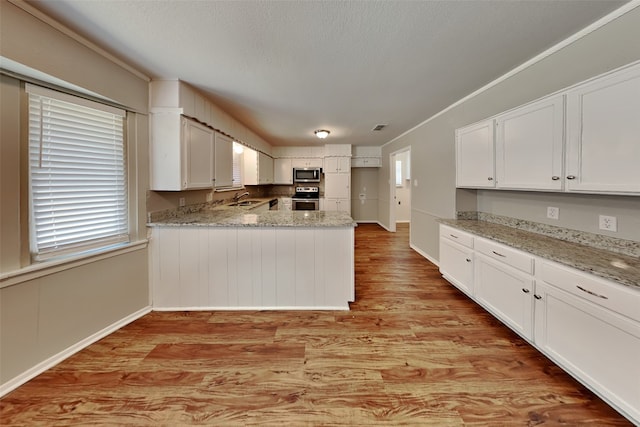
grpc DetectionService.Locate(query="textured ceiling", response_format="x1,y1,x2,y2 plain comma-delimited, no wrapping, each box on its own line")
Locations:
27,0,627,146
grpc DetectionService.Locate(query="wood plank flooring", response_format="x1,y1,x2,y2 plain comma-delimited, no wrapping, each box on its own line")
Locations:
1,223,632,425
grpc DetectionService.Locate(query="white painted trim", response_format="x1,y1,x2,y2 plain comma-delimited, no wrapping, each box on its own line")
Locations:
381,1,640,149
152,306,350,312
410,243,439,267
7,0,150,82
0,240,148,289
376,221,393,232
396,220,411,224
0,306,152,397
411,207,443,219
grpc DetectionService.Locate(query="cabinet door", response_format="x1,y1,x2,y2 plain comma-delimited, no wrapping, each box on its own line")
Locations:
182,118,214,189
495,95,564,190
274,158,293,184
456,120,495,188
325,173,350,199
439,238,474,297
324,198,350,213
534,281,640,423
214,133,233,188
475,254,534,340
565,64,640,194
258,152,274,184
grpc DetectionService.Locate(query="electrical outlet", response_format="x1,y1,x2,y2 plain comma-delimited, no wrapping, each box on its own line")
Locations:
547,207,559,220
599,215,617,232
179,197,186,207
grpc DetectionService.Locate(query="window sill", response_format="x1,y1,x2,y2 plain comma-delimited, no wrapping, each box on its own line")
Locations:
0,240,148,289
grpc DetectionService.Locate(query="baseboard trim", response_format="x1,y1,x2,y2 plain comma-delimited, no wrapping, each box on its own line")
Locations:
376,221,393,232
152,305,350,312
410,243,439,266
0,305,152,397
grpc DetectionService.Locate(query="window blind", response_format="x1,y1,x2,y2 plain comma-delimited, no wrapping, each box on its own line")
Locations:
232,148,242,187
27,84,129,260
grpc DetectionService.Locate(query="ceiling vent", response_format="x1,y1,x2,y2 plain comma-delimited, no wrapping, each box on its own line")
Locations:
372,124,387,131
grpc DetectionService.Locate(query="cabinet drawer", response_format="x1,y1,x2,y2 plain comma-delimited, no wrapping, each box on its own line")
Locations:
440,225,474,249
540,261,640,322
475,238,534,274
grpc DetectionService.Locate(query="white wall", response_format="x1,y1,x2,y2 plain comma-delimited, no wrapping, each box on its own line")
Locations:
380,6,640,262
1,1,150,391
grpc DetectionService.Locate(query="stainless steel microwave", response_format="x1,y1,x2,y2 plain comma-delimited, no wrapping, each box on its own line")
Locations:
293,167,321,183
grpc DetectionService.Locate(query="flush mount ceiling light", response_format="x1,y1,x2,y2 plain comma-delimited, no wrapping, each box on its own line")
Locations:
314,129,330,139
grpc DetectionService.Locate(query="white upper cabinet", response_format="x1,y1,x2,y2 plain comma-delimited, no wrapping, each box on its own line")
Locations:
243,149,274,185
182,118,215,190
274,158,293,184
495,95,564,191
565,63,640,194
291,158,323,168
324,157,351,173
325,172,350,199
150,114,214,191
456,120,495,188
214,133,233,188
352,146,382,167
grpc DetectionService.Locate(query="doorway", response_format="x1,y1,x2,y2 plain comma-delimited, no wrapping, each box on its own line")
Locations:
389,147,411,233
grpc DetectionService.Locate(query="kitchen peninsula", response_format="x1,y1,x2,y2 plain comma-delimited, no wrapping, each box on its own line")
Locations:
148,201,357,310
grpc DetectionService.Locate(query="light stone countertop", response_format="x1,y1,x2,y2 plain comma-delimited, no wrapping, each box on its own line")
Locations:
147,202,357,228
439,219,639,290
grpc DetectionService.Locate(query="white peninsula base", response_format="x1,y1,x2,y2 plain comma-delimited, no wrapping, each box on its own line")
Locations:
149,226,355,310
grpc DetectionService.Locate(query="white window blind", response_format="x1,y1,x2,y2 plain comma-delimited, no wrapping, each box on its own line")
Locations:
232,141,243,188
27,84,129,260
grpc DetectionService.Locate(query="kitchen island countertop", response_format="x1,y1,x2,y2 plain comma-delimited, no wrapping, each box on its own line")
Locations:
148,202,356,228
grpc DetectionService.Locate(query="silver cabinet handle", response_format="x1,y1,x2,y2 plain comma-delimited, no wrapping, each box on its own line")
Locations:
551,176,560,180
577,285,608,299
534,294,542,300
567,175,576,180
522,288,530,293
492,250,506,257
449,234,459,239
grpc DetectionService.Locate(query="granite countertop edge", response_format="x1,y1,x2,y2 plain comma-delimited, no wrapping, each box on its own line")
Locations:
438,219,639,290
147,201,357,228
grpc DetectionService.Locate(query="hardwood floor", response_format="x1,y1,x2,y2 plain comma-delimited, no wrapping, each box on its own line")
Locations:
1,223,631,426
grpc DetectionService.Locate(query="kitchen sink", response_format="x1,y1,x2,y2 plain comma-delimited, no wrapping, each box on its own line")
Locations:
227,200,263,207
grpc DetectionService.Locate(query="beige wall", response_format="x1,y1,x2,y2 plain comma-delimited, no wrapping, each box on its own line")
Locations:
350,168,379,222
1,2,150,389
381,6,640,262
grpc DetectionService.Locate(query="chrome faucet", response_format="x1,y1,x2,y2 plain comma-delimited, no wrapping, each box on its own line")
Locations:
233,191,250,201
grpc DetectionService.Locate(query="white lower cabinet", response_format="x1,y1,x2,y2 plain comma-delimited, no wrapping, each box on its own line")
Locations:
534,276,640,423
438,224,640,425
475,253,534,341
439,226,474,297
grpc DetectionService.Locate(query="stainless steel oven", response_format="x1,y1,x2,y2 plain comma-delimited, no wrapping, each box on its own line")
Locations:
292,198,319,211
292,186,320,211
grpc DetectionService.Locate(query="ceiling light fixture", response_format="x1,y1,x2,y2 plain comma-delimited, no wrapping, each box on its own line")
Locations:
314,129,330,139
232,141,244,154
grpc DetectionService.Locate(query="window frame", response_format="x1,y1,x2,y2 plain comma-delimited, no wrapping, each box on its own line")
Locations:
26,83,130,262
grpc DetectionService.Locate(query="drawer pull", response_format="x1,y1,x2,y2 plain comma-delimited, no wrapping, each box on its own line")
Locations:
566,175,576,180
534,294,542,300
576,285,608,300
466,258,472,263
551,176,560,180
522,288,530,293
449,234,459,239
492,250,506,258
